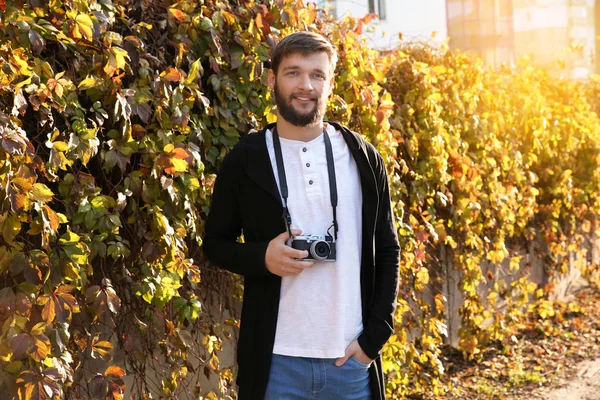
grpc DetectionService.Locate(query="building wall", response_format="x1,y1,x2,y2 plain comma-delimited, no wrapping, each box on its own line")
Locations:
447,0,515,67
323,0,449,49
375,0,448,48
328,0,370,19
447,0,598,78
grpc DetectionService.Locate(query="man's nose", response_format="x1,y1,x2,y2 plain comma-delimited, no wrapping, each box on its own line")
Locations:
297,74,314,91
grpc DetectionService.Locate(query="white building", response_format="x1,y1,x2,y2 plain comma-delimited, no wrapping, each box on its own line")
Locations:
447,0,598,79
316,0,449,49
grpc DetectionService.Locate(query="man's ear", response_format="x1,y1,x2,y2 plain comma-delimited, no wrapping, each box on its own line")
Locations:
268,69,275,89
327,75,335,95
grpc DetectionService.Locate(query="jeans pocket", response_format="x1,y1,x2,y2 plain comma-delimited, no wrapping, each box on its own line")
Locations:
349,356,372,368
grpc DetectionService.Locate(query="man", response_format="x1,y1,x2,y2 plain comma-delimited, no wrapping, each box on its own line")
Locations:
203,31,400,399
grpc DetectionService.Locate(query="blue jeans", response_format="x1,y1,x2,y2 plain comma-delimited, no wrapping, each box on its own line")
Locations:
264,354,372,400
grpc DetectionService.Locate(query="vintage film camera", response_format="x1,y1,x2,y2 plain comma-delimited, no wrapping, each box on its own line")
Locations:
290,234,336,262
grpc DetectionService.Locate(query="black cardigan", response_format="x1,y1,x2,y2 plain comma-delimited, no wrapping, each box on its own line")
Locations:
203,121,400,399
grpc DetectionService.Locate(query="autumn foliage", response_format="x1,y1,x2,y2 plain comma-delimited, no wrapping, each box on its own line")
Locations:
1,0,600,399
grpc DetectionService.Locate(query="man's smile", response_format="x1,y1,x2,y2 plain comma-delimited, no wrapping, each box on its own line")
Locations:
292,94,316,105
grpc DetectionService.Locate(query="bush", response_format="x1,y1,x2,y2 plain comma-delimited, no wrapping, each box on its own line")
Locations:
1,0,600,399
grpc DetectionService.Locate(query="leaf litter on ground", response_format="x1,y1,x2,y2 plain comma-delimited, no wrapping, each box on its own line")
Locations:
435,287,600,400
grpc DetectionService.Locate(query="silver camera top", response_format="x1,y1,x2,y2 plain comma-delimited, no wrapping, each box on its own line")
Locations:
292,234,327,242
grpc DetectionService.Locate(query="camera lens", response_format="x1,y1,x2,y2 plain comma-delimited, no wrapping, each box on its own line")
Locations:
310,241,330,261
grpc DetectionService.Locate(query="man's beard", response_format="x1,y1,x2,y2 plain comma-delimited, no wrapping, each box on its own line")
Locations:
273,83,326,127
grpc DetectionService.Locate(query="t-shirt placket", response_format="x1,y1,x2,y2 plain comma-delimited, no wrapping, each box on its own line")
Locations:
300,145,320,198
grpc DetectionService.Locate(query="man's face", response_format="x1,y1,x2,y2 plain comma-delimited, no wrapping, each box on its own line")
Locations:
268,51,334,127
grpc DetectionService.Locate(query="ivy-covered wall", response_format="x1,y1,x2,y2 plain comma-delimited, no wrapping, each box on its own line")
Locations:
1,1,600,399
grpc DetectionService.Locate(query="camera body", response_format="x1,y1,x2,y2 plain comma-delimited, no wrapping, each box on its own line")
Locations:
290,234,336,262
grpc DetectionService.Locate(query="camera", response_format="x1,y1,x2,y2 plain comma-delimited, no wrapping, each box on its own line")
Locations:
290,235,336,262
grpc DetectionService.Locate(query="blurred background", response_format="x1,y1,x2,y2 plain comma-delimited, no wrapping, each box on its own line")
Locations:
313,0,599,79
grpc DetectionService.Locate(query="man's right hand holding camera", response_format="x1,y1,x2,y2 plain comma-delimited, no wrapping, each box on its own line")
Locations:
265,230,315,277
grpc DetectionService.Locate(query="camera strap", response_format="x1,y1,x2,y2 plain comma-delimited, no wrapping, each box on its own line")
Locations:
272,126,338,240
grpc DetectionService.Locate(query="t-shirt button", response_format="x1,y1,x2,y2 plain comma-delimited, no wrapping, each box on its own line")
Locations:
306,163,310,168
309,180,313,185
302,147,307,152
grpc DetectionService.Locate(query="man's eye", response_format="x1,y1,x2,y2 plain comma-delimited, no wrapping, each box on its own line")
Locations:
287,71,298,76
313,74,325,80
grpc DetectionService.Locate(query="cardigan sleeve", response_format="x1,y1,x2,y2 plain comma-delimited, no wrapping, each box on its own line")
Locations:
202,145,272,277
358,150,401,360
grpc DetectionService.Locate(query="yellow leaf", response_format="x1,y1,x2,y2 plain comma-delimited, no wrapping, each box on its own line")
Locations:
64,262,81,280
184,59,203,85
10,50,32,76
169,158,188,173
104,47,129,76
0,343,12,362
416,267,429,285
78,76,102,90
32,183,54,203
51,141,69,152
75,13,94,41
53,81,64,98
112,47,128,69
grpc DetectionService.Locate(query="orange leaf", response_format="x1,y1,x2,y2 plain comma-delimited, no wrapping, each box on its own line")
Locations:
91,339,113,360
161,67,182,82
105,365,125,379
16,369,60,400
131,124,146,138
8,186,26,213
11,177,34,192
168,8,187,22
41,299,56,323
221,11,236,25
30,338,49,362
171,147,190,159
43,205,60,231
56,284,74,294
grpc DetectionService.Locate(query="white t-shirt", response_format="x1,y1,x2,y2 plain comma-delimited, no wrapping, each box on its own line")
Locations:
266,124,364,359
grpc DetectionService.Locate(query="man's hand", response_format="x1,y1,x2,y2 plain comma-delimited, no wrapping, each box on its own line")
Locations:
265,230,315,277
335,340,373,367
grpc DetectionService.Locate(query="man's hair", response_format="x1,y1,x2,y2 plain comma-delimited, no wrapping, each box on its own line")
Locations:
270,31,338,75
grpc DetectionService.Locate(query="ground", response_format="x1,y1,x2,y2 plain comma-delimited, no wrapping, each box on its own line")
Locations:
545,358,600,400
438,287,600,400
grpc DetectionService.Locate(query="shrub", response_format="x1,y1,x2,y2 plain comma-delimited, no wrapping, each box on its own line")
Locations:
2,0,600,399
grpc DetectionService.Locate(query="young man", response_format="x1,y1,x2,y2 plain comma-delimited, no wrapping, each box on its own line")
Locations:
203,32,400,399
